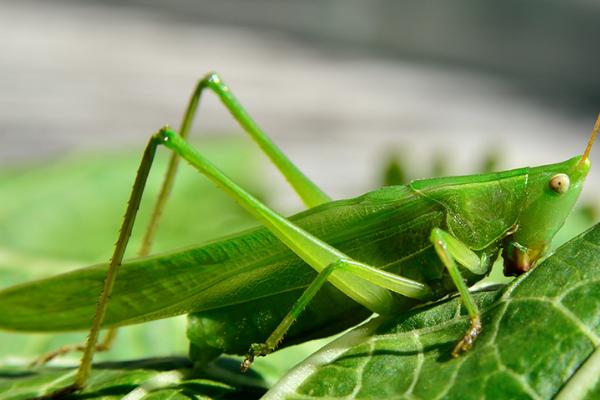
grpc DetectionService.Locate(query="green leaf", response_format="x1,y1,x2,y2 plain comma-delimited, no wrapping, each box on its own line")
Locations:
265,223,600,400
0,357,266,399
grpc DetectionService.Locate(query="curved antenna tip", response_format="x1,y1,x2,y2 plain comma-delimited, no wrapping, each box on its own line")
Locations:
580,112,600,165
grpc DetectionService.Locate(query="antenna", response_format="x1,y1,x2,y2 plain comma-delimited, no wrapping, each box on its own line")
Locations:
580,112,600,166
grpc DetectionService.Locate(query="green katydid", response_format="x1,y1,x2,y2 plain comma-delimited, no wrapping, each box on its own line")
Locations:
0,72,597,398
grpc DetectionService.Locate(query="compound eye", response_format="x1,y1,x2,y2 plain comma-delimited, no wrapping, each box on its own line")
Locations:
549,173,570,194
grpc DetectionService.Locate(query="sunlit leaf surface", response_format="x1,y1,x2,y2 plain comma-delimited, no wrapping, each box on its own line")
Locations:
265,223,600,400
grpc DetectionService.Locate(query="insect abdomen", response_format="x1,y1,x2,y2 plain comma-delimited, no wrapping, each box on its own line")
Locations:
187,283,370,362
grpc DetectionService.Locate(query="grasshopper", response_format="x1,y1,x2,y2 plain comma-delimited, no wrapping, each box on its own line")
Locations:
0,73,597,397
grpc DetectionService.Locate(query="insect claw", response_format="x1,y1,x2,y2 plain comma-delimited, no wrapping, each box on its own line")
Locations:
241,343,274,372
451,316,482,357
240,355,254,373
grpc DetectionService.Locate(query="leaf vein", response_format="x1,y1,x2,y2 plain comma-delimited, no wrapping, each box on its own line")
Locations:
510,297,600,345
492,347,542,400
345,339,375,399
404,331,424,398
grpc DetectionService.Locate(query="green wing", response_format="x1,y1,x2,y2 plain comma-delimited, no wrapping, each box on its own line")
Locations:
0,186,443,332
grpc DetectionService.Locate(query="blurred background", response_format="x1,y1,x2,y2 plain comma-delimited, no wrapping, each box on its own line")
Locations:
1,0,599,378
2,0,600,200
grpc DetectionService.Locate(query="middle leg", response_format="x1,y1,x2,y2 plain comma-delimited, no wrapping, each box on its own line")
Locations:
430,227,486,356
241,258,433,371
